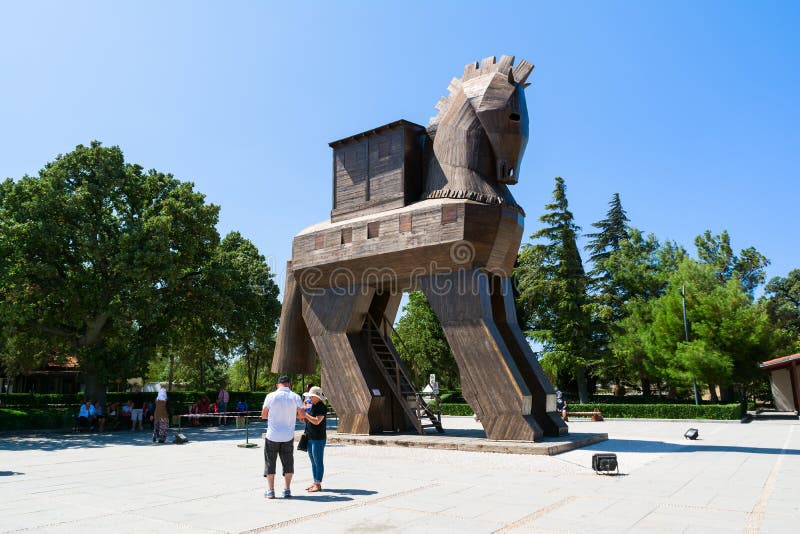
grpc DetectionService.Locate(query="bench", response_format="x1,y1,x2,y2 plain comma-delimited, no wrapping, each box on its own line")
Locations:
564,408,603,422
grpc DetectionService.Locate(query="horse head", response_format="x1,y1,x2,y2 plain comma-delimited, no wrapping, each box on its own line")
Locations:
425,55,533,209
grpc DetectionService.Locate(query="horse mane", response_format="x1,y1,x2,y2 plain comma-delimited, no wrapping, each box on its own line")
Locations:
428,55,533,132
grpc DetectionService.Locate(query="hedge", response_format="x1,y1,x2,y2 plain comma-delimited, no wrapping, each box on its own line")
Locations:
435,403,744,419
565,395,698,405
0,407,74,431
439,403,474,416
570,403,744,420
0,390,270,410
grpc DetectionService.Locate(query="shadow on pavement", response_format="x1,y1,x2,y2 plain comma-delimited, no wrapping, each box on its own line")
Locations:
592,438,800,456
285,495,353,502
0,470,24,476
0,426,275,451
324,488,378,496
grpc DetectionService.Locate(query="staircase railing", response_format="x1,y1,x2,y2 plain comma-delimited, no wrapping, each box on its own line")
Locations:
365,314,443,434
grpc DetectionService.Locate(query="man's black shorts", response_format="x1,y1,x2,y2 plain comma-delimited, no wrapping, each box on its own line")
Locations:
264,438,294,476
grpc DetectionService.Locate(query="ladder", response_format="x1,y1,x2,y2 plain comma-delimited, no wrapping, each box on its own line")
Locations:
364,314,444,434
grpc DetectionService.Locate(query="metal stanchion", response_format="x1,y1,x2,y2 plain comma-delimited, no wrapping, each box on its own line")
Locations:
237,412,258,448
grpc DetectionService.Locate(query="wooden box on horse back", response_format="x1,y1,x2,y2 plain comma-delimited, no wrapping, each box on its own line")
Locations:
330,120,426,223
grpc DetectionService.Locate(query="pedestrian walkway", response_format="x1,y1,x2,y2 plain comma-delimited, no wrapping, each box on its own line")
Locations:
0,416,797,532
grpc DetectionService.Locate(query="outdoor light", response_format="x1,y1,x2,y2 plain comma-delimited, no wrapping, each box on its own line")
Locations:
174,432,189,444
684,428,699,440
592,453,619,474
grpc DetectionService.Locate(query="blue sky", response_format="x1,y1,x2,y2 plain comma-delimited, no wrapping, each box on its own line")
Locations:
1,1,798,300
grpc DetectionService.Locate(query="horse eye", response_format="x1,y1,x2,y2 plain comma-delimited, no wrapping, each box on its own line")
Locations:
509,113,520,122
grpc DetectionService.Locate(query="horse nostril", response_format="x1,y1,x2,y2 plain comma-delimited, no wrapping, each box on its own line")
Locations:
509,113,520,122
509,168,514,178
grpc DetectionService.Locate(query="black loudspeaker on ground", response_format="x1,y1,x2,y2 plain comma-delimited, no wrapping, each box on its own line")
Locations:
684,428,699,440
174,433,189,444
592,453,618,474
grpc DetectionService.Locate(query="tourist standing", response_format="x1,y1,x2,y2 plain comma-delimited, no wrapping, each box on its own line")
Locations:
261,375,304,499
217,385,230,424
131,388,144,431
152,387,170,443
302,386,328,492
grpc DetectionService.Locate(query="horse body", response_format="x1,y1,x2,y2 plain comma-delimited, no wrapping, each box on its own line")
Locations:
273,56,567,440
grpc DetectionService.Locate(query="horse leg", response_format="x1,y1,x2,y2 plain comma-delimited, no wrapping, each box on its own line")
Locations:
272,262,316,374
302,286,403,434
486,276,568,437
421,270,547,441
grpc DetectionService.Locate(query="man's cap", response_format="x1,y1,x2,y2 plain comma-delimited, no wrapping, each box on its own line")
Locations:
556,390,562,395
277,375,290,384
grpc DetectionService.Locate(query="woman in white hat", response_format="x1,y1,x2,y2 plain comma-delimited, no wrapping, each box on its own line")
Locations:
302,386,328,492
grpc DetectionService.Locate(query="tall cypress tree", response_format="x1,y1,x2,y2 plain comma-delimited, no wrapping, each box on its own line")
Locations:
515,177,595,402
587,193,630,284
585,193,630,392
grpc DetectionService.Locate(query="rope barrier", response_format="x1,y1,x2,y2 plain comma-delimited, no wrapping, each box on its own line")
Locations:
175,410,264,448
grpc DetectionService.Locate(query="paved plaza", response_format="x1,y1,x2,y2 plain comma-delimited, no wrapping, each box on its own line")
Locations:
0,416,798,533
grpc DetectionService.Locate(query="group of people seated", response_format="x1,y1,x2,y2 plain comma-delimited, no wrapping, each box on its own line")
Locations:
185,395,250,426
75,390,156,432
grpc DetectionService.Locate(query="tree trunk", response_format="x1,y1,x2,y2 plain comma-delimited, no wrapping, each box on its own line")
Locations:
577,367,589,404
199,355,205,390
707,383,719,403
720,384,735,403
82,370,107,406
168,354,174,392
641,378,652,398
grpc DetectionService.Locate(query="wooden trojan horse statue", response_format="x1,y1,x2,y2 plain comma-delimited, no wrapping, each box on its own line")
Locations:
273,55,568,441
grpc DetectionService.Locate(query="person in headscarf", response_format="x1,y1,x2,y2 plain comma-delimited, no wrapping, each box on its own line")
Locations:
152,387,170,443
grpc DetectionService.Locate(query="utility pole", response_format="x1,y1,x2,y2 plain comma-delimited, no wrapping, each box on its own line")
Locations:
682,284,700,405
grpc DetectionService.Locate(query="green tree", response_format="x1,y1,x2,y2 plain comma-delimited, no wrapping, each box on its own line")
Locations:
392,291,458,389
694,230,770,295
515,177,596,402
644,259,773,400
213,231,281,391
585,193,629,393
764,270,800,354
0,142,220,402
586,192,630,280
603,230,686,394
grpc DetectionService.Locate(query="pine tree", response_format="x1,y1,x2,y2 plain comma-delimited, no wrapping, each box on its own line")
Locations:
587,193,630,271
585,193,630,392
515,177,596,402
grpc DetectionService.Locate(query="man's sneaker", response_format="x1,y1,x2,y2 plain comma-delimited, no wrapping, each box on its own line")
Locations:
283,488,291,498
264,489,275,499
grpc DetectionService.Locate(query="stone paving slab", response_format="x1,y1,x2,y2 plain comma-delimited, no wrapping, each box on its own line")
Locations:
1,416,799,533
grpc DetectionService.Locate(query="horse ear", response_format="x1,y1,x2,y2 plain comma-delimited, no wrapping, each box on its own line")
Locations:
513,60,534,85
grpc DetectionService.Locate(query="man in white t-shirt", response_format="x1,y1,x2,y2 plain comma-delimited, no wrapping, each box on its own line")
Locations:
261,375,304,499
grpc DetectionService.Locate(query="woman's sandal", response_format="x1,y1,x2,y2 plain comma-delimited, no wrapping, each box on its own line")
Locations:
307,483,322,492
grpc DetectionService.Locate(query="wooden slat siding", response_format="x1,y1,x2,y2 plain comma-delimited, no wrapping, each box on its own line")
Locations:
330,121,426,222
399,213,412,233
421,270,544,441
365,140,371,201
292,200,522,292
489,276,567,437
441,204,458,224
341,227,352,244
272,262,316,374
314,234,325,250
